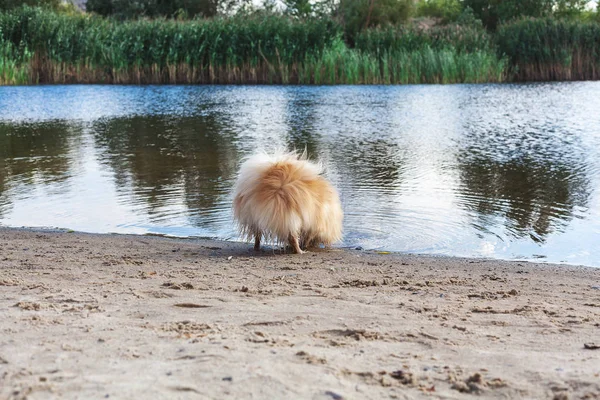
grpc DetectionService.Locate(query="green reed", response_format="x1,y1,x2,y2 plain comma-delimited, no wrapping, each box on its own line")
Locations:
10,6,595,85
341,25,507,84
0,6,340,84
0,38,32,85
497,17,600,81
299,38,507,84
354,24,496,54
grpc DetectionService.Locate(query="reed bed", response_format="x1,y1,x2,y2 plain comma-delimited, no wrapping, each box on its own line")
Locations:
355,24,496,54
4,7,596,85
0,39,33,85
299,38,506,84
496,17,600,81
0,6,340,84
346,25,506,84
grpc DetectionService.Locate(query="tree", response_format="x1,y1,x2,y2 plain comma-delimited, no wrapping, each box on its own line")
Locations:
462,0,553,30
417,0,462,22
311,0,339,18
462,0,594,30
86,0,220,19
554,0,588,18
218,0,252,15
283,0,313,18
0,0,60,10
339,0,414,39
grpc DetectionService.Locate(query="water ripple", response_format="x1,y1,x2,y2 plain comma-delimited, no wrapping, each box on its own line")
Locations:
1,83,599,266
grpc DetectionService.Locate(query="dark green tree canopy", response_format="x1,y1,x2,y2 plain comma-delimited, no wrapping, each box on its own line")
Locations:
339,0,414,40
462,0,589,29
0,0,595,27
85,0,219,19
0,0,60,10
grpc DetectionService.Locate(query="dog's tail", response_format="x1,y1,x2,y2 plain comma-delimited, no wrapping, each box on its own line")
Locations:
233,151,322,242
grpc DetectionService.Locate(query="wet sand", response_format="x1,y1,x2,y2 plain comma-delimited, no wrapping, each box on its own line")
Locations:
1,227,599,400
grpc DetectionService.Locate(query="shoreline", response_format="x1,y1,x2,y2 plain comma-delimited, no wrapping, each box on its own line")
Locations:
3,81,598,88
1,227,599,399
3,225,595,270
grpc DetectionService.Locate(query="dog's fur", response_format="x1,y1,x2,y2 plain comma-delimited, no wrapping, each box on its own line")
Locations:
232,151,343,254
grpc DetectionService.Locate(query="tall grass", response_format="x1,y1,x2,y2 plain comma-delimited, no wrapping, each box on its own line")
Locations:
9,6,579,85
355,24,496,54
0,6,341,84
300,38,506,84
0,38,32,84
497,17,600,81
345,24,506,84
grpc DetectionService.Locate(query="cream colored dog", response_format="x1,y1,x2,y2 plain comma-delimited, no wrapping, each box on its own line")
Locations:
233,151,343,253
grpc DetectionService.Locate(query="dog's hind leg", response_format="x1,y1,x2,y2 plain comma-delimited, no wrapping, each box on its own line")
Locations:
288,234,304,254
254,232,262,251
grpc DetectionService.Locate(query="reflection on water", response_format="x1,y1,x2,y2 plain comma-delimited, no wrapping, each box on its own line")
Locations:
458,157,589,243
0,121,80,215
0,84,599,266
92,115,239,231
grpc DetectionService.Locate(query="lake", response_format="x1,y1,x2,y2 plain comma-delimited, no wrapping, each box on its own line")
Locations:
0,84,599,266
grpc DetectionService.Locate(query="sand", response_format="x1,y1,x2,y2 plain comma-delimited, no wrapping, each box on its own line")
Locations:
0,227,599,400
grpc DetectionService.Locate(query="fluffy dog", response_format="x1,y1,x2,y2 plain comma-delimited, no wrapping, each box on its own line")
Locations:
232,151,343,254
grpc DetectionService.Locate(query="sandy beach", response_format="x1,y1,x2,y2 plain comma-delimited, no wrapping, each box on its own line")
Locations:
1,227,599,400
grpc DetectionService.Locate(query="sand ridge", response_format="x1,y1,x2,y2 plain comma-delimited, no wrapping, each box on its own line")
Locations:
0,228,599,399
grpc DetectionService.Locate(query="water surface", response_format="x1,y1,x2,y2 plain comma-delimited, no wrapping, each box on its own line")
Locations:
1,84,599,266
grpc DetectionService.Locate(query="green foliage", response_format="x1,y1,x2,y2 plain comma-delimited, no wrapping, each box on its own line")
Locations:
455,6,483,28
86,0,219,19
1,5,599,85
0,0,60,10
338,0,415,41
300,42,507,84
416,0,462,22
553,0,588,18
355,23,495,53
462,0,594,30
0,6,341,83
58,1,84,14
333,23,506,84
496,17,600,81
463,0,554,30
283,0,312,18
576,10,600,23
84,0,113,16
0,38,32,84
